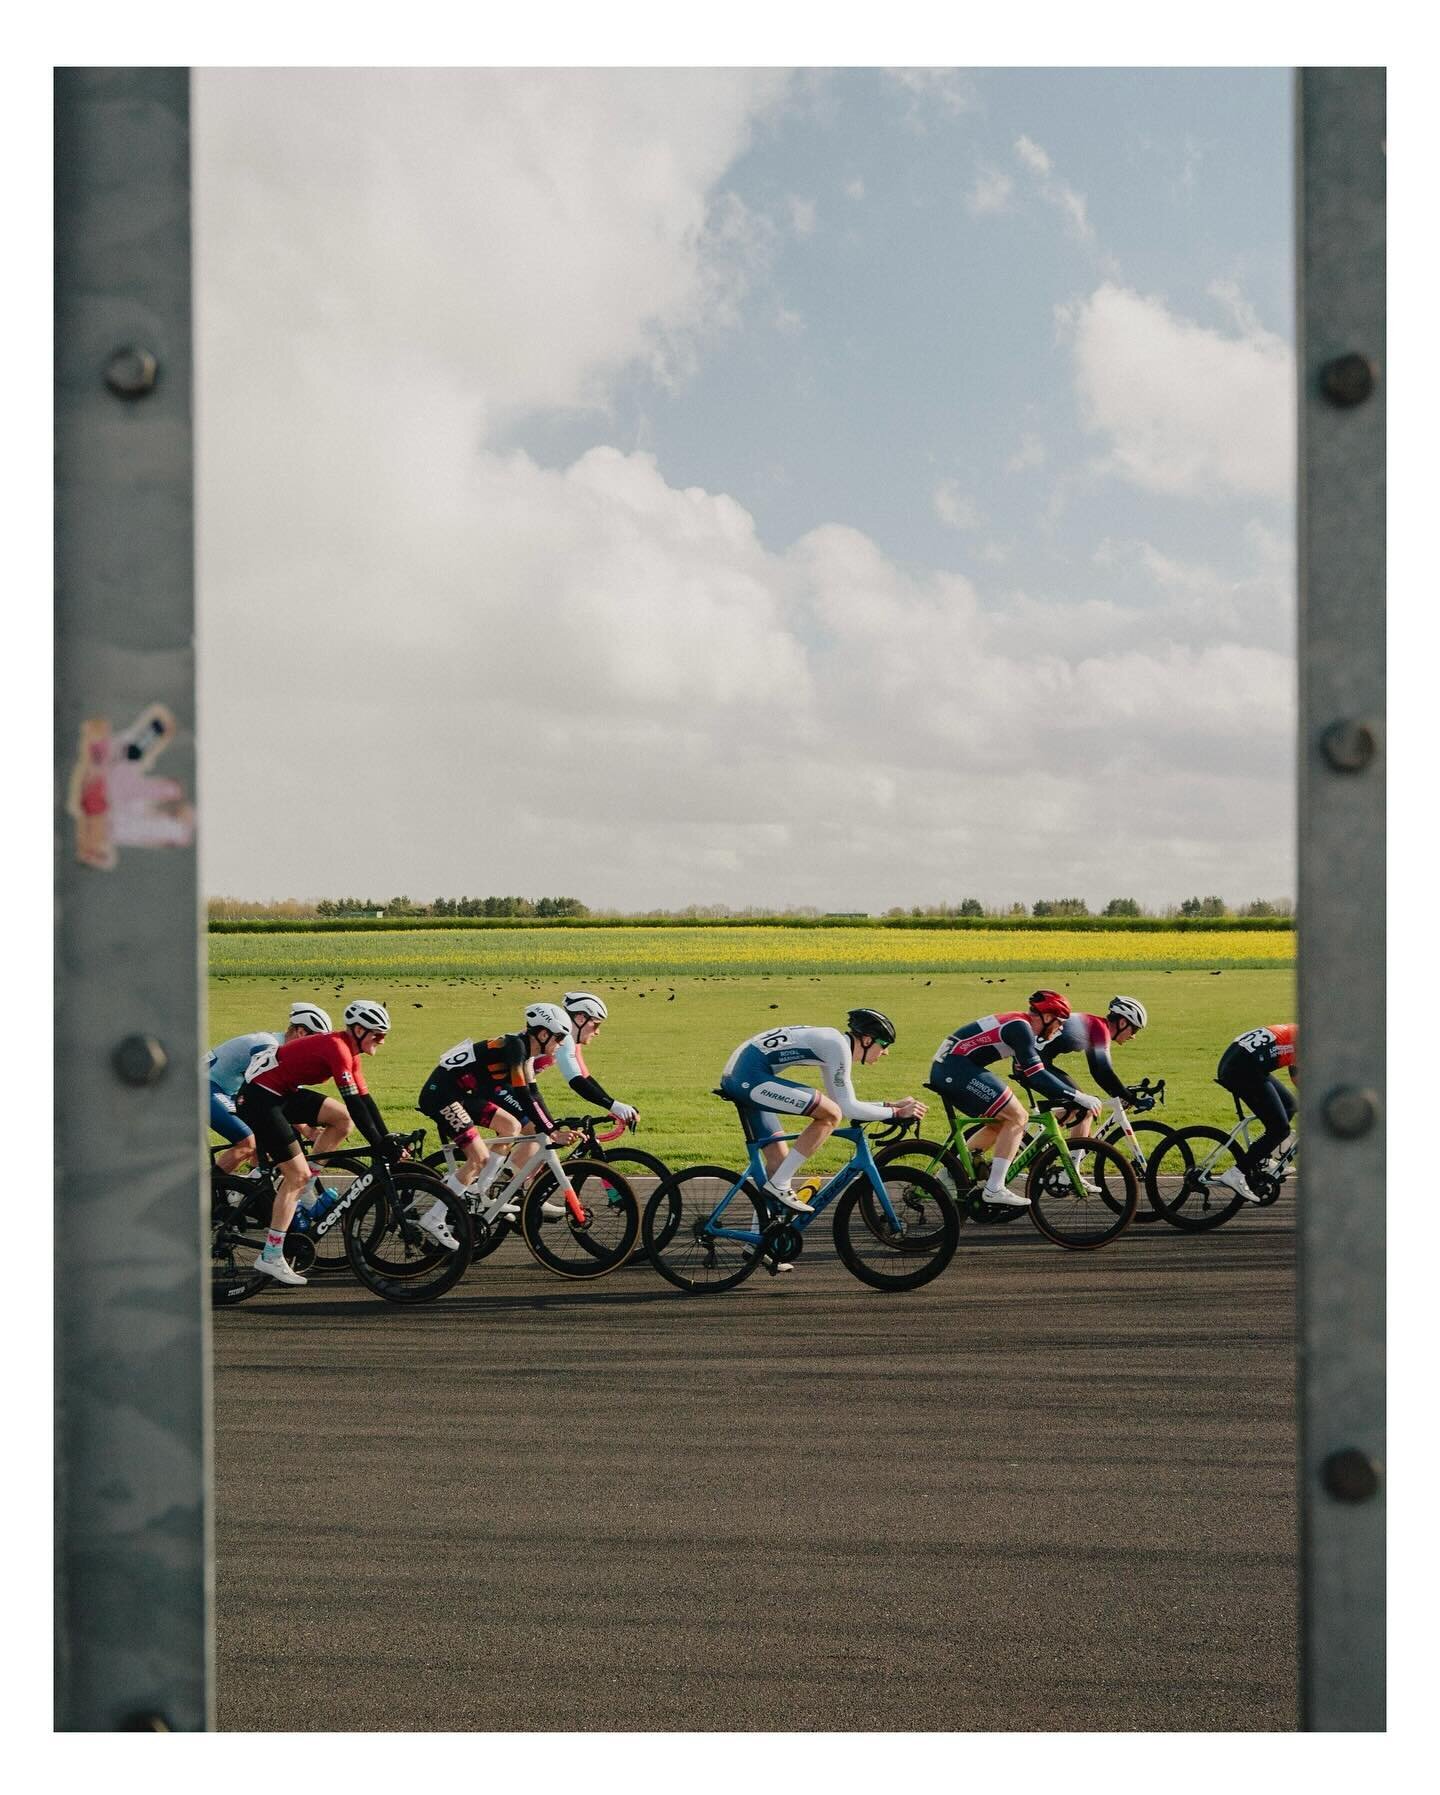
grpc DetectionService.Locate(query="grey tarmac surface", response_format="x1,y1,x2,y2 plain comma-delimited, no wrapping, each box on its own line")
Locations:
213,1197,1297,1732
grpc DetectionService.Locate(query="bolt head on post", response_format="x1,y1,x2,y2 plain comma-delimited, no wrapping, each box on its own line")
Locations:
1321,1449,1381,1504
1319,719,1378,772
113,1034,169,1086
1321,1086,1378,1139
1318,353,1377,407
104,347,159,398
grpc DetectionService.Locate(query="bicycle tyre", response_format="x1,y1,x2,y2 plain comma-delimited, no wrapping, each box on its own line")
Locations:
344,1170,473,1301
1025,1137,1136,1250
642,1167,766,1294
832,1166,959,1291
1146,1126,1247,1232
520,1159,639,1280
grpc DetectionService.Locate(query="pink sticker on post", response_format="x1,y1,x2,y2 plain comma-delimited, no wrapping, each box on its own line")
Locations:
66,703,196,870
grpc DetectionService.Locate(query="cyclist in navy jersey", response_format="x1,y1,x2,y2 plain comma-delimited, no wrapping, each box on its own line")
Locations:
929,990,1095,1206
1037,995,1147,1139
1213,1024,1298,1203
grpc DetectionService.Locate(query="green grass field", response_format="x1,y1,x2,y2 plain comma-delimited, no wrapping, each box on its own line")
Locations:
207,937,1294,1166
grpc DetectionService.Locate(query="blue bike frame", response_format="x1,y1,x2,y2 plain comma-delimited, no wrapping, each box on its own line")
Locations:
706,1122,901,1245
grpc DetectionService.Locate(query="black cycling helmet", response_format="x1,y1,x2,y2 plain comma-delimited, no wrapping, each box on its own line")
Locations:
846,1007,897,1046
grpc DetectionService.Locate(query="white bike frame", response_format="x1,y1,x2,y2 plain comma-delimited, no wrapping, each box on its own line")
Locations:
436,1132,585,1230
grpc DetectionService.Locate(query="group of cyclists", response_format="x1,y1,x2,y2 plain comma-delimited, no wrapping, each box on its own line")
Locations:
208,986,1299,1286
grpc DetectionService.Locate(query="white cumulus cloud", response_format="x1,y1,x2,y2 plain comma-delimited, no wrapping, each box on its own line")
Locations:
1066,283,1295,499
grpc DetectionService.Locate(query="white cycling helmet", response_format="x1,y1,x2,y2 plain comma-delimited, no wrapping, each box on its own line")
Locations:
344,998,391,1034
524,1001,572,1038
563,992,608,1022
288,1002,333,1035
1108,996,1148,1031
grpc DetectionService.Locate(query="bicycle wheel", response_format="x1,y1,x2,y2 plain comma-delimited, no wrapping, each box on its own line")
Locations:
1099,1120,1182,1221
344,1170,473,1302
1025,1137,1136,1250
1145,1126,1247,1232
520,1159,639,1280
642,1167,766,1294
873,1137,970,1206
599,1146,675,1260
833,1166,958,1291
210,1174,270,1305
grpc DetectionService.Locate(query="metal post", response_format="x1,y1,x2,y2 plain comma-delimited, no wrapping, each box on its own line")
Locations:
1295,67,1385,1733
54,68,212,1732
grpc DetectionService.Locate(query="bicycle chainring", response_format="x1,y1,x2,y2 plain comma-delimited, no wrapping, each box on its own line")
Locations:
766,1225,803,1263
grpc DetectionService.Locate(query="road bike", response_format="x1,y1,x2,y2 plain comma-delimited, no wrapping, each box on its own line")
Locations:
425,1122,641,1279
209,1131,472,1304
640,1095,958,1295
872,1089,1137,1250
1144,1098,1299,1233
1096,1077,1185,1223
423,1113,666,1266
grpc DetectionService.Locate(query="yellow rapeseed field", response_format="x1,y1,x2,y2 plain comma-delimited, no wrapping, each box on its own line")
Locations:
209,925,1293,982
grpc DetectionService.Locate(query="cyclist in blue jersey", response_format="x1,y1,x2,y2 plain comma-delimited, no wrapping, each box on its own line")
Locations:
1037,995,1147,1138
929,991,1096,1206
206,1003,342,1173
719,1009,925,1212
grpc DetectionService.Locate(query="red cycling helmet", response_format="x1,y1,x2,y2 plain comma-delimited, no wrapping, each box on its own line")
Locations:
1028,989,1071,1021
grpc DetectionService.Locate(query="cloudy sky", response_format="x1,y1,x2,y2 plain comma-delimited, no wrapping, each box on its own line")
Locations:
194,67,1295,911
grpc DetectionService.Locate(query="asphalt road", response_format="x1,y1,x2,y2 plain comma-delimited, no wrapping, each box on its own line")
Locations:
213,1196,1297,1732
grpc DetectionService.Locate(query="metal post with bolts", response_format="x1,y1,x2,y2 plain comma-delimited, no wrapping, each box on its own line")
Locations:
54,69,213,1731
1295,67,1385,1732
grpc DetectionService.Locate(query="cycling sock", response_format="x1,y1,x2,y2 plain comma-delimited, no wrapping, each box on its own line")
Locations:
263,1228,285,1256
984,1154,1012,1194
474,1155,506,1196
769,1148,807,1189
444,1171,470,1197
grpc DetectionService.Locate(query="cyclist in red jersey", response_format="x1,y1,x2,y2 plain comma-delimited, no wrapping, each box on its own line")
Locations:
237,997,410,1285
1213,1024,1298,1203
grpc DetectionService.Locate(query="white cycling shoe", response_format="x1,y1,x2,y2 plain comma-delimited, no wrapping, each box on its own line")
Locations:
763,1181,814,1214
1214,1166,1260,1204
416,1201,460,1250
980,1185,1030,1209
541,1199,568,1221
254,1253,307,1287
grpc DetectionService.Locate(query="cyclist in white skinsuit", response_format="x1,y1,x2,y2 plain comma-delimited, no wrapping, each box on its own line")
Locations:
719,1008,926,1212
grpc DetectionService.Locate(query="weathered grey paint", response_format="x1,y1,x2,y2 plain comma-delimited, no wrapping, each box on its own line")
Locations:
54,68,212,1732
1295,66,1385,1733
